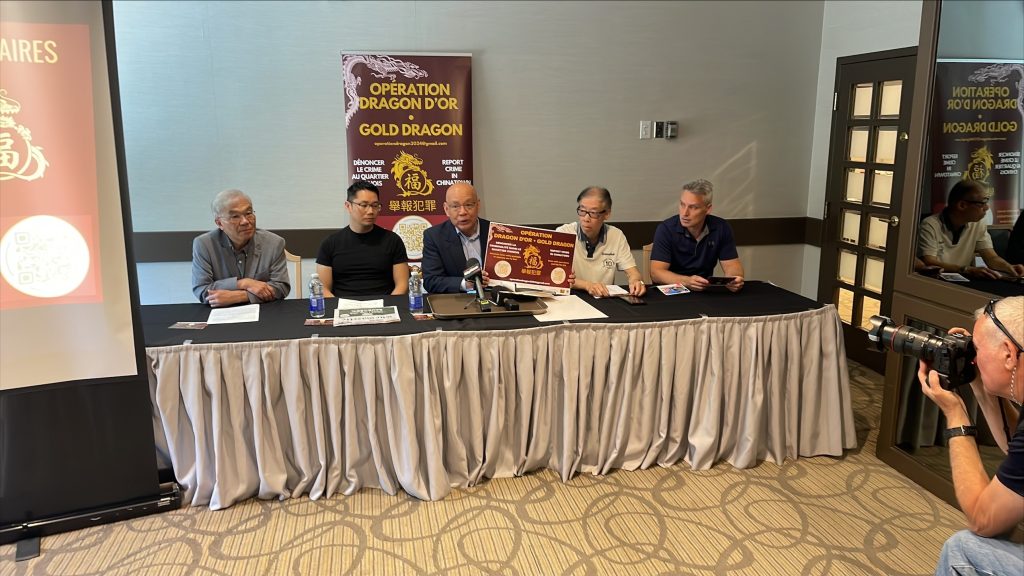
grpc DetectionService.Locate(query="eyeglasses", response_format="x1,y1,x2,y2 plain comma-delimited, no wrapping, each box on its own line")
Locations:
221,210,255,224
965,199,991,206
447,202,478,212
349,201,382,211
577,207,608,219
985,299,1024,354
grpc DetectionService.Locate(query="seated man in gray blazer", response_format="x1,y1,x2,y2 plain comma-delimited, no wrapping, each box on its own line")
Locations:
422,182,490,293
191,189,290,307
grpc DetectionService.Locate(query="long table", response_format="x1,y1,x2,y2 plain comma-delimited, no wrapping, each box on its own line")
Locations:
143,282,856,509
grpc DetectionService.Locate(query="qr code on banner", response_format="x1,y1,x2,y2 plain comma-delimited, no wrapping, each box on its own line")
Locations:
1,215,90,298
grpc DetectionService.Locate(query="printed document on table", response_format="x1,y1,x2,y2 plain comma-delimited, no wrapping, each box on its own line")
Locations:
603,285,628,296
337,298,385,309
333,306,401,326
207,304,260,324
536,295,607,322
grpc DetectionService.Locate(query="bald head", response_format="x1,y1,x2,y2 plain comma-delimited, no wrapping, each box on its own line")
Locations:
444,183,481,235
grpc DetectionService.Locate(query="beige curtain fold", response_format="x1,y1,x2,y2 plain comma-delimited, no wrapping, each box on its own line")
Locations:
147,306,854,510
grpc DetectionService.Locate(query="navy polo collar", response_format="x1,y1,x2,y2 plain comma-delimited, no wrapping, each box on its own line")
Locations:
577,223,608,258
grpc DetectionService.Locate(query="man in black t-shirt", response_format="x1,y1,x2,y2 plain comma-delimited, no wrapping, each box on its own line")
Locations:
316,181,409,297
917,296,1023,575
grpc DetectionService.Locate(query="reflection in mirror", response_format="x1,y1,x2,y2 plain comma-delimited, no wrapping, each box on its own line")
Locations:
912,0,1024,296
893,316,1004,478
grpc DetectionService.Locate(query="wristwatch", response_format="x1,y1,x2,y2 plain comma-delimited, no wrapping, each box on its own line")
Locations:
943,425,977,440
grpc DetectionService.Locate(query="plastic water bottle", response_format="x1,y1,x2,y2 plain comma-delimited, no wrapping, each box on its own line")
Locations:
408,266,423,313
309,273,325,318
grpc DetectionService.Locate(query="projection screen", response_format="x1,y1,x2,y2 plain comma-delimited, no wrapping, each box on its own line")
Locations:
0,0,139,390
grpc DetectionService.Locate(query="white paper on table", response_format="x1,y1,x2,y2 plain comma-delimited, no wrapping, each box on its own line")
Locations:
603,285,628,296
336,298,384,310
206,304,260,324
536,295,608,322
939,272,969,282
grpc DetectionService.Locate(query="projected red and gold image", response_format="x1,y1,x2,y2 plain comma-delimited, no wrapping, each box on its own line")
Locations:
0,21,101,308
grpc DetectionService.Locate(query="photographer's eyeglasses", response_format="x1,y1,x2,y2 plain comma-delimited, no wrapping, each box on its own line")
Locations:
985,299,1023,354
222,210,255,224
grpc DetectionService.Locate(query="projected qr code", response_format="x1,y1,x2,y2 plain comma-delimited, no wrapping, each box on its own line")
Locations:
1,215,90,298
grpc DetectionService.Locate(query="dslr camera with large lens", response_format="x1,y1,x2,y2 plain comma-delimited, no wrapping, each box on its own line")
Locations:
867,315,976,389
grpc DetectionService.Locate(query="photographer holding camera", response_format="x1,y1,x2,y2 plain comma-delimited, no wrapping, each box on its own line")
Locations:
917,296,1023,575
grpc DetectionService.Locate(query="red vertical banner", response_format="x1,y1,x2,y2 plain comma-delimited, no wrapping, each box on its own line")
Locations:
0,22,102,309
930,60,1023,225
342,53,472,259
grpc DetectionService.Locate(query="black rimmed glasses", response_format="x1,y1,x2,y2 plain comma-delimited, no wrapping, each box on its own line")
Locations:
965,198,991,206
985,299,1024,355
577,207,608,219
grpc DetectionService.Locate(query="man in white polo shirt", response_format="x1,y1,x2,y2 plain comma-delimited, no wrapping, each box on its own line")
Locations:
557,186,645,298
918,180,1024,279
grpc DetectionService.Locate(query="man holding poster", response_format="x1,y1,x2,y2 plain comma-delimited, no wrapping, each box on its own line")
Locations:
422,182,491,293
556,186,645,298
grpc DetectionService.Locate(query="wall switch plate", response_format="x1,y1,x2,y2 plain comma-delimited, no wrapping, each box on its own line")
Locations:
639,121,653,140
664,121,678,139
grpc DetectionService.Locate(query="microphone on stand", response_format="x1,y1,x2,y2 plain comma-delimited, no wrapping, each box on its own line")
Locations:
462,258,490,308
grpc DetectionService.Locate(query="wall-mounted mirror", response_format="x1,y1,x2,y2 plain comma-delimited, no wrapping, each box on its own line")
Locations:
911,0,1024,298
879,0,1024,513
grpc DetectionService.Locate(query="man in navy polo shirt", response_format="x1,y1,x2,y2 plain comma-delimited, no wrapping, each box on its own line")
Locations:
650,179,745,292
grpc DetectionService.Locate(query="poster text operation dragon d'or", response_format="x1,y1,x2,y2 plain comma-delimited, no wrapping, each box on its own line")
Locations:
343,53,472,259
930,60,1023,226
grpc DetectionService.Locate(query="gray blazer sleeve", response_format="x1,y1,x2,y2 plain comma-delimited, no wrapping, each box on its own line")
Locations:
262,234,291,301
191,234,232,303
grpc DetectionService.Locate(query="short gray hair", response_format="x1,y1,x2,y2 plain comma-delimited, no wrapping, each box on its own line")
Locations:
974,296,1024,347
682,179,714,205
212,189,251,216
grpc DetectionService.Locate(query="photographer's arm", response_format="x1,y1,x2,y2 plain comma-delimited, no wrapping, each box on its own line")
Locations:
919,362,1024,537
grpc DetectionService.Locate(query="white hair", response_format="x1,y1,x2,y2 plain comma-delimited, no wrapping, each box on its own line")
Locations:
211,189,251,216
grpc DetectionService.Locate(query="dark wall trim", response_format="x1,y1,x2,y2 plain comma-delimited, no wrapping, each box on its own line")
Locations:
134,217,824,262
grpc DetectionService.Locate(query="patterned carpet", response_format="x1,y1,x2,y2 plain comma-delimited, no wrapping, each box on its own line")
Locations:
1,361,966,576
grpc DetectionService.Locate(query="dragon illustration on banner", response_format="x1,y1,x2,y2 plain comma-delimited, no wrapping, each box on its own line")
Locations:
968,62,1024,118
342,54,428,127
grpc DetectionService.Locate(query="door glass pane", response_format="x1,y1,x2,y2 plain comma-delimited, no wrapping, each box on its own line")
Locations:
838,287,854,324
845,168,865,202
839,250,857,284
848,127,869,162
875,127,897,164
871,170,894,206
842,210,861,245
863,256,884,293
852,83,873,118
867,216,889,250
879,80,903,118
860,296,881,330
